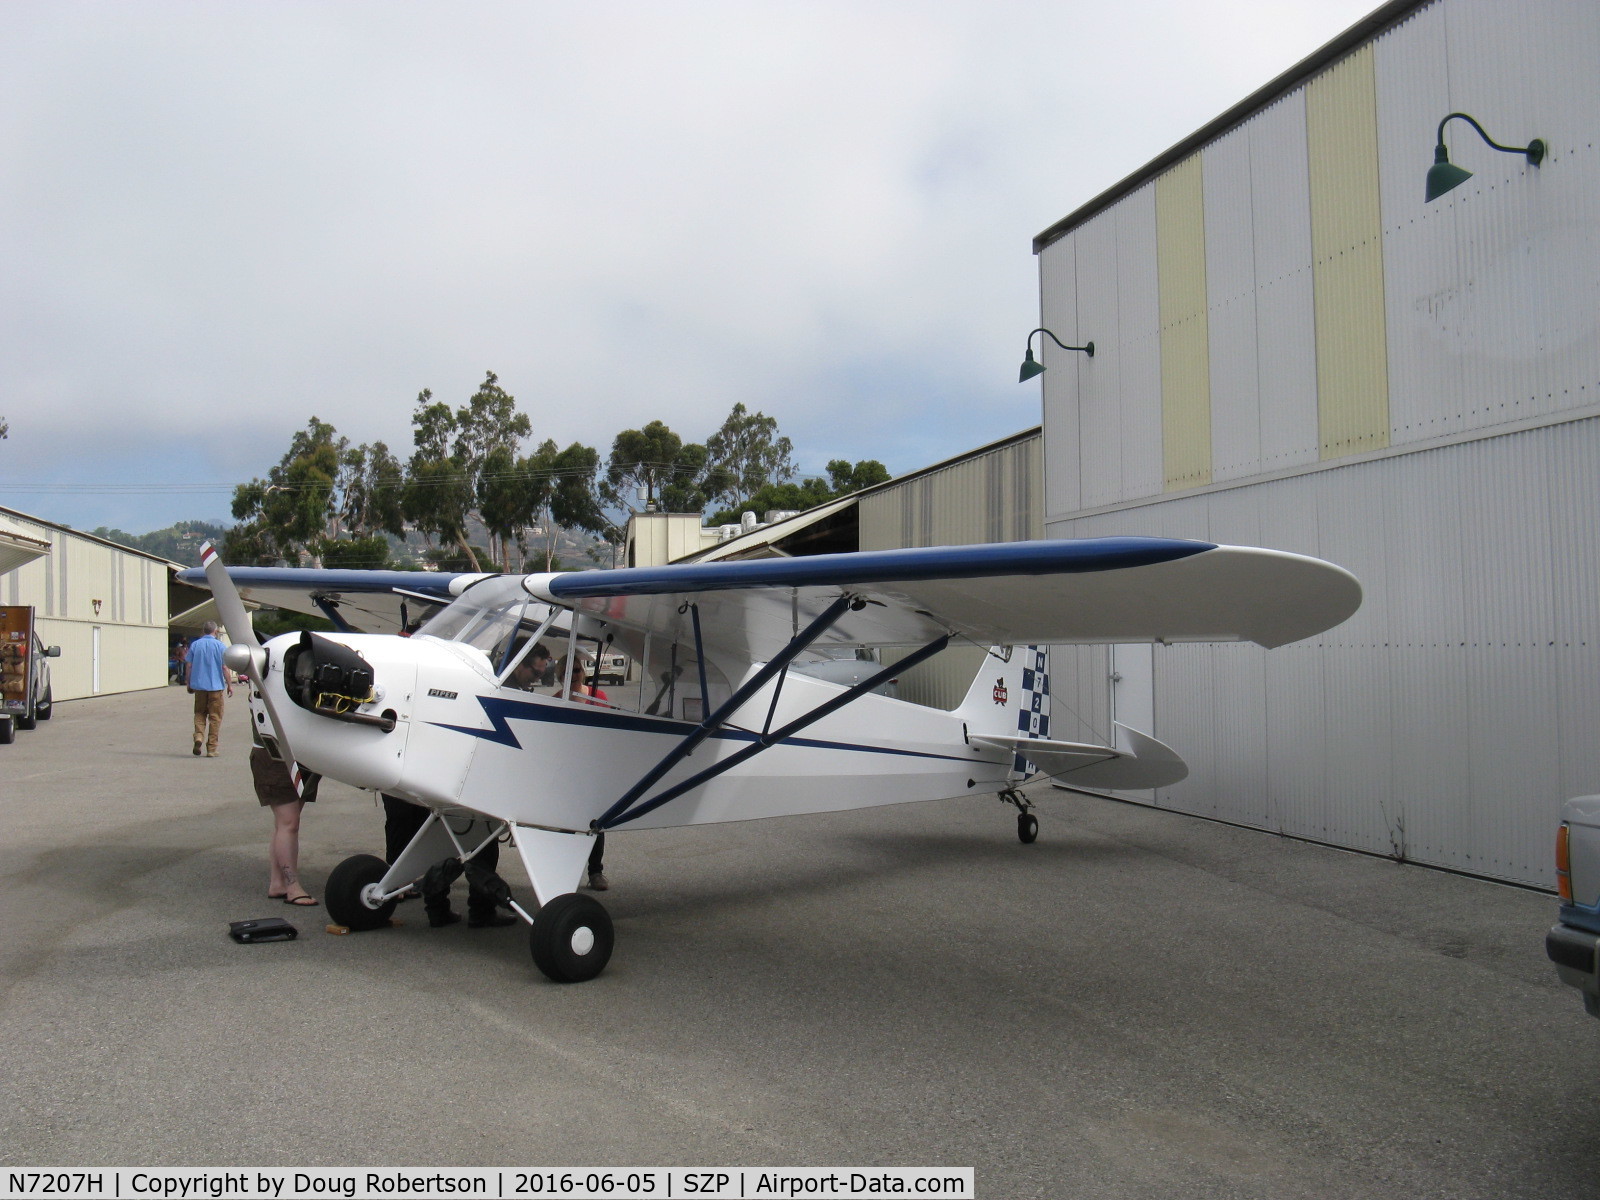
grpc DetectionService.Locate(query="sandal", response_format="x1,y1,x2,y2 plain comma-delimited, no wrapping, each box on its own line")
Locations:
284,892,319,907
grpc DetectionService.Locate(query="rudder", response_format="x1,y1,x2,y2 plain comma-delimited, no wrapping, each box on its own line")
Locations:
955,645,1050,774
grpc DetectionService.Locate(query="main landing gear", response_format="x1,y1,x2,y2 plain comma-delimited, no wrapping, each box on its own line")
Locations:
1000,789,1039,844
325,854,399,930
530,893,614,983
325,842,614,983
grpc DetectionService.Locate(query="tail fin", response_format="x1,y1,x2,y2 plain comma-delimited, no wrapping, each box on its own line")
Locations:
957,645,1189,789
955,646,1050,774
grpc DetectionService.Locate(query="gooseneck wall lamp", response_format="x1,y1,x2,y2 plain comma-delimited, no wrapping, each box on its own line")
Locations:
1018,327,1094,382
1425,112,1545,202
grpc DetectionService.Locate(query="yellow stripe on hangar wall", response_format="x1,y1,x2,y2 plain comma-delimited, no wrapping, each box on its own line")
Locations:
1156,154,1213,491
1306,43,1390,459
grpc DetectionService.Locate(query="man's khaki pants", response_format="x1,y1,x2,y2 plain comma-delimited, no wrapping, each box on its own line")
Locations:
193,690,224,755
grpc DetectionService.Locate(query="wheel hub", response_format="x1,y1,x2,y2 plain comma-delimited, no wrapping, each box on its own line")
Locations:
570,926,596,956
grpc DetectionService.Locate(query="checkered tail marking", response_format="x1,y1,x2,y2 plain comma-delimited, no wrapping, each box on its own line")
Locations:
1013,646,1050,775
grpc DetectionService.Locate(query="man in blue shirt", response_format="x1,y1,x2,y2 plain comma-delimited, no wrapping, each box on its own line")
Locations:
188,620,233,757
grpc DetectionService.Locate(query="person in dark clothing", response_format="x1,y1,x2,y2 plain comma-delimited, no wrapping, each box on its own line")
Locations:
556,657,611,891
381,794,514,928
585,832,607,891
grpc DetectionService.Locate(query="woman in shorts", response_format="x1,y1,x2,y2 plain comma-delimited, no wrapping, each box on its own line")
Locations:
250,746,321,906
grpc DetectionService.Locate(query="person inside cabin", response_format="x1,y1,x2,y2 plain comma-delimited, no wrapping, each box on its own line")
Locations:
507,642,554,692
556,655,608,706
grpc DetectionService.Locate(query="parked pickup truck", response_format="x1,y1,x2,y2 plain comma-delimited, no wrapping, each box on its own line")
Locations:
1547,796,1600,1016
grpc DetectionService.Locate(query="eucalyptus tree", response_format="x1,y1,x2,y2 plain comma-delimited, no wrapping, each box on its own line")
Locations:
401,389,476,566
226,416,344,564
401,372,535,570
704,403,795,509
522,439,609,570
339,440,406,542
602,420,724,516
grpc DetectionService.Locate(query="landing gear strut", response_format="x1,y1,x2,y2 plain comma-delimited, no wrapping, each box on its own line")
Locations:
1000,789,1038,844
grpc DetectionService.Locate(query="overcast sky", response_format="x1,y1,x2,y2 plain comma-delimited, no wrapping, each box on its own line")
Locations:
0,0,1376,535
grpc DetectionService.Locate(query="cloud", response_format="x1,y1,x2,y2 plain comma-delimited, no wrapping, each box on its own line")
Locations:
0,0,1376,531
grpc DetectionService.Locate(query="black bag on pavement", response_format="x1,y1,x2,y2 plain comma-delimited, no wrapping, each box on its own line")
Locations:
228,917,298,943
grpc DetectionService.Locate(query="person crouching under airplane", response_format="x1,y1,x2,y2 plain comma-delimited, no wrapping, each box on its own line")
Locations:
382,795,515,928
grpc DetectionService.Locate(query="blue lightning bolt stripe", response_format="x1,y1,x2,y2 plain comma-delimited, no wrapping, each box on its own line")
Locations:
430,695,685,746
429,695,980,764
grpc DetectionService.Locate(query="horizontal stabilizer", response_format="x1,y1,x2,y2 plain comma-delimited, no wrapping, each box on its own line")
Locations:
973,723,1189,791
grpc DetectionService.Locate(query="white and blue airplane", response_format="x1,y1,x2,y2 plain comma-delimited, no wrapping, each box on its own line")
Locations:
181,536,1361,982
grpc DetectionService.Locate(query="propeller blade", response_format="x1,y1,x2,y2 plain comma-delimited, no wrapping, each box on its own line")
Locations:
198,541,301,768
199,541,260,650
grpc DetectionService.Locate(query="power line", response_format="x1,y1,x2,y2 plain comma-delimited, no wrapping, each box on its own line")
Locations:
0,456,821,497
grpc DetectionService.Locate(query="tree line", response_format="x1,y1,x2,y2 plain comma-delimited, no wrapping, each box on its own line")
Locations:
225,370,887,571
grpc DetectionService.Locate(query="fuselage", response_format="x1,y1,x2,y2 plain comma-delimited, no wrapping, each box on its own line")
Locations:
252,629,1016,833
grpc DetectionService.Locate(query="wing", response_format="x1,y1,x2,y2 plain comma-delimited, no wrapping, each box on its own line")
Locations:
523,537,1361,669
172,565,492,634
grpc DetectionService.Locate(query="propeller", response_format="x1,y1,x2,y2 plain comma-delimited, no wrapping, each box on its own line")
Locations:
198,542,303,773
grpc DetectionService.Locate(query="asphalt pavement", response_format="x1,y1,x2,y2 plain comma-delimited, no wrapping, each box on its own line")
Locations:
1,685,1596,1198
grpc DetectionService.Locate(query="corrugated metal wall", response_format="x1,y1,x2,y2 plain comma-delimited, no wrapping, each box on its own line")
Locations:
860,437,1043,710
859,435,1042,552
1055,420,1600,888
1035,0,1600,887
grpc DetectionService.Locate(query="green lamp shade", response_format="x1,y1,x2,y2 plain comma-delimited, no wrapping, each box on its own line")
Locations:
1019,349,1046,382
1425,145,1473,202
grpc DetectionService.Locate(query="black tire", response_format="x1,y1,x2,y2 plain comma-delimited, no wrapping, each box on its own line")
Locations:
1017,812,1039,844
325,853,398,931
0,718,12,745
530,893,613,983
35,687,51,721
15,712,34,731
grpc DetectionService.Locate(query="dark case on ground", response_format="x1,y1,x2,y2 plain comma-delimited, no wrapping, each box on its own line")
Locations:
229,917,298,943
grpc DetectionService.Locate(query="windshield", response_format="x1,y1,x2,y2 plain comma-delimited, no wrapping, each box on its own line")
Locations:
416,577,549,666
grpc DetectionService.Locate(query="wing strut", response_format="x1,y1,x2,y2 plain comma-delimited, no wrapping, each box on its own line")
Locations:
313,594,361,633
597,632,952,830
594,594,857,830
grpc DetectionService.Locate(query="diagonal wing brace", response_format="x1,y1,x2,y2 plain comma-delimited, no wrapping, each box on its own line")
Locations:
594,593,857,830
596,630,952,830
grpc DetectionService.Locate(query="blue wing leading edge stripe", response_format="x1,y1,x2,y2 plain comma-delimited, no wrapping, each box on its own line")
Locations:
547,536,1215,600
176,538,1215,605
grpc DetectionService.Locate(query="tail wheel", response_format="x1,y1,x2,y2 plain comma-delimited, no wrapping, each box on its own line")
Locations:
530,893,614,983
325,854,398,931
1017,812,1039,844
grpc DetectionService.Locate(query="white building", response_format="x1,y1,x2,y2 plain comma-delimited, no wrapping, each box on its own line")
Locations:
1033,0,1598,888
0,505,173,700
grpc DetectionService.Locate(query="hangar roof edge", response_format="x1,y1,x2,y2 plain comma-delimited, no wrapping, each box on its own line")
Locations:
0,502,181,568
1032,0,1429,254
